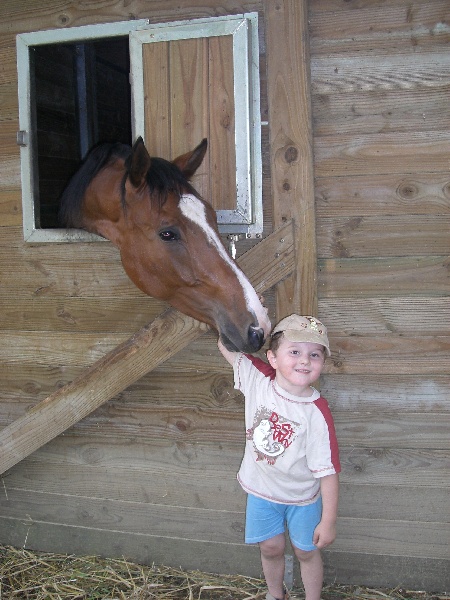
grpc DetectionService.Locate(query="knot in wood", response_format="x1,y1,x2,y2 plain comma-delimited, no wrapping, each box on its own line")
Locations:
58,14,70,25
284,146,298,164
175,418,190,433
231,521,245,533
397,181,419,199
221,114,231,129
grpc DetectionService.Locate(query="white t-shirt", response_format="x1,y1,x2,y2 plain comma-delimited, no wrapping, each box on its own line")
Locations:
234,353,340,505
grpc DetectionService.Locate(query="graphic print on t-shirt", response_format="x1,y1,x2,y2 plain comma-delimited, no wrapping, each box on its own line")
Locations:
248,408,300,464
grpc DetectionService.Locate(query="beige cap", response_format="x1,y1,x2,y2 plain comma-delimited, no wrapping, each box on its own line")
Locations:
271,315,331,356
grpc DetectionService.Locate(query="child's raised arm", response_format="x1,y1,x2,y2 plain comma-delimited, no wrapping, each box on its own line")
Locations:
217,339,238,366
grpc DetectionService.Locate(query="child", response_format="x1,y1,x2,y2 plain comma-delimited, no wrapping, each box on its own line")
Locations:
218,314,340,600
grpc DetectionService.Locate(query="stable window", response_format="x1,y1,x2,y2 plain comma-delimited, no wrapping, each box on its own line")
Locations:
16,14,262,243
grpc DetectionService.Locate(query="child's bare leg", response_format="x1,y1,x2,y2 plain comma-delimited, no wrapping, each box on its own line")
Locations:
293,547,323,600
259,534,286,599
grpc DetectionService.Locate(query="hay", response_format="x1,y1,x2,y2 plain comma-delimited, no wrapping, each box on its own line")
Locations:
0,545,446,600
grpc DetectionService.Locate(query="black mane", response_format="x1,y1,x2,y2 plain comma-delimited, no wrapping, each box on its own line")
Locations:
58,142,130,228
58,142,199,228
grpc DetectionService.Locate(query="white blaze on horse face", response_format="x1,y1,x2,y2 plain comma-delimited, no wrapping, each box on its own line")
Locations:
179,194,271,335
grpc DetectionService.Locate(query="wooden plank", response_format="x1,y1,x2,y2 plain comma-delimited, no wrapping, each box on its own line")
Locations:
322,551,447,591
264,0,317,317
334,517,449,560
3,367,449,435
310,0,450,56
0,295,450,338
337,483,449,523
334,412,449,450
0,1,263,37
338,446,450,488
310,52,450,95
208,35,236,211
5,435,448,493
317,215,450,258
0,323,250,374
143,40,171,157
0,221,295,474
3,392,448,450
0,331,130,370
0,132,21,188
322,374,450,413
312,88,450,136
169,37,209,176
0,487,246,545
0,297,167,333
0,336,231,400
24,404,450,450
315,173,450,218
4,369,448,417
0,518,263,580
325,335,450,376
0,255,148,299
319,297,450,337
0,488,448,560
1,329,448,380
4,453,244,512
318,256,449,297
314,131,450,177
5,370,450,449
5,447,449,522
0,188,21,226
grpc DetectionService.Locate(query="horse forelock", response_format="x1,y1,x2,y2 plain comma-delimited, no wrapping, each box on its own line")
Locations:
59,142,131,228
119,155,201,214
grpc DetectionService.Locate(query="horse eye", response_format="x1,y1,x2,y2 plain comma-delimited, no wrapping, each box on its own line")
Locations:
159,228,180,242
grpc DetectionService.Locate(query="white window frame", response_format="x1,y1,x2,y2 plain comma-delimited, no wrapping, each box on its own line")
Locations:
16,13,262,243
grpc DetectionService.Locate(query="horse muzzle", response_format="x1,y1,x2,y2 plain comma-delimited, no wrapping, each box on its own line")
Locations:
220,324,266,354
247,325,266,352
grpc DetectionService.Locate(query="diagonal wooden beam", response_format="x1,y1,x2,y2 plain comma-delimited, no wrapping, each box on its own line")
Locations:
0,221,294,474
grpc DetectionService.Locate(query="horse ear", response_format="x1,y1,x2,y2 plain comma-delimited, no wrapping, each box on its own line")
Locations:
172,138,208,179
127,137,151,187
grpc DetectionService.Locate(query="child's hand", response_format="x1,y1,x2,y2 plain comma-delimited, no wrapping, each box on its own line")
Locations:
312,519,336,549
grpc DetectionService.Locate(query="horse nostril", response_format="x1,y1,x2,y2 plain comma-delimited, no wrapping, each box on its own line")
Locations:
248,326,265,352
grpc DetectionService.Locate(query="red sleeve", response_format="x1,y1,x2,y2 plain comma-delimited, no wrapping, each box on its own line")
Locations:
313,397,341,473
242,353,276,380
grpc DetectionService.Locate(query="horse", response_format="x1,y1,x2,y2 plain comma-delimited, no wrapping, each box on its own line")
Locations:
58,137,271,353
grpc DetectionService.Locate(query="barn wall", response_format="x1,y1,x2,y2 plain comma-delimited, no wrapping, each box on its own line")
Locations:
0,0,270,581
309,0,450,589
0,0,449,593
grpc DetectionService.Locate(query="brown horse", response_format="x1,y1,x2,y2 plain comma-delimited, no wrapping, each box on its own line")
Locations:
59,137,271,352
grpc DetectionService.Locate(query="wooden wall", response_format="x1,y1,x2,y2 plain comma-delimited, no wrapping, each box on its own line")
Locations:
309,0,450,589
0,0,448,593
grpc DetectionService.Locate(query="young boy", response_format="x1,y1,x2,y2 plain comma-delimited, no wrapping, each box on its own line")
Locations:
218,314,340,600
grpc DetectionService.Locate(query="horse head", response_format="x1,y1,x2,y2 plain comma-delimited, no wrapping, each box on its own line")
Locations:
60,138,271,352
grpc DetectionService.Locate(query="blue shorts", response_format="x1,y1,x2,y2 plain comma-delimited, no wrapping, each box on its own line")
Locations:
245,493,322,552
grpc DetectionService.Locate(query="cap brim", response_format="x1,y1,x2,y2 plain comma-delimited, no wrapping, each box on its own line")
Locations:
283,329,331,356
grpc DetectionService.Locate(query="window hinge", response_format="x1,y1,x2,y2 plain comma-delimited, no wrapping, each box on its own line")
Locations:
17,131,28,146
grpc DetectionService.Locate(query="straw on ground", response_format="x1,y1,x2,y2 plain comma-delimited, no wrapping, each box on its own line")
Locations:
0,545,447,600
